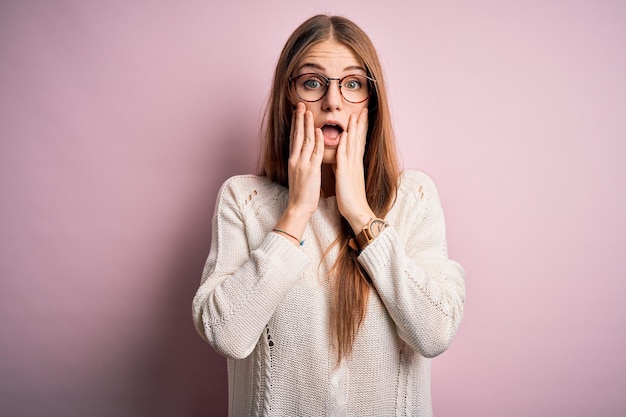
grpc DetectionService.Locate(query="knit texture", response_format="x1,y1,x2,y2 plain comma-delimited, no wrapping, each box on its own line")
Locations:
192,170,465,417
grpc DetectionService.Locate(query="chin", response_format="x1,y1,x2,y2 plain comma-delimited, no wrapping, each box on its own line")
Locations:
322,148,337,165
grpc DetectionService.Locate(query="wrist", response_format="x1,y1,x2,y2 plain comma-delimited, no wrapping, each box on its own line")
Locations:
349,217,388,251
272,228,304,246
274,206,310,246
346,210,376,236
284,201,316,221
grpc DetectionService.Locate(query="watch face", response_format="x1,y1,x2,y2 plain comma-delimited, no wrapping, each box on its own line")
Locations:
369,219,386,237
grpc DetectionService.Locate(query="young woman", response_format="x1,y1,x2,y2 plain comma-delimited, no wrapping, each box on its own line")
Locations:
192,14,466,416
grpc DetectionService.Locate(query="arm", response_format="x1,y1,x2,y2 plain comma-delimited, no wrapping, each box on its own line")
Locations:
331,114,464,357
193,103,323,359
192,178,310,359
358,173,466,358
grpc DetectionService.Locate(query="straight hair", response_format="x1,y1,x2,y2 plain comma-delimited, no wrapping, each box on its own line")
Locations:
259,15,400,362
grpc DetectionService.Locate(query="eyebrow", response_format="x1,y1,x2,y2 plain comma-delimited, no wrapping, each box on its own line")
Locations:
297,62,366,74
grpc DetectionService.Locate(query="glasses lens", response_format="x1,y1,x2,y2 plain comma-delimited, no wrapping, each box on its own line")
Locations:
293,74,328,102
340,75,370,103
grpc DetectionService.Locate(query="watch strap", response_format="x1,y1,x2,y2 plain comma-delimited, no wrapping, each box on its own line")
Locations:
351,218,386,251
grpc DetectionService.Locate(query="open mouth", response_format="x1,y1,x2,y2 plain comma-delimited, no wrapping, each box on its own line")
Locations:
320,123,344,141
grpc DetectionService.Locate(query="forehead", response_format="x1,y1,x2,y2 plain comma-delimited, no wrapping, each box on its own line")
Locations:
296,39,364,73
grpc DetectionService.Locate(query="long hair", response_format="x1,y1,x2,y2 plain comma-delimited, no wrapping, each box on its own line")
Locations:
259,15,400,361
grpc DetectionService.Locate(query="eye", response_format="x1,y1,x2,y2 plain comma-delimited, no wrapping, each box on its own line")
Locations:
343,77,363,91
301,75,326,90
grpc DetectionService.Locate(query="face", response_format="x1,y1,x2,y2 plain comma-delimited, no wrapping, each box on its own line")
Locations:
292,39,370,164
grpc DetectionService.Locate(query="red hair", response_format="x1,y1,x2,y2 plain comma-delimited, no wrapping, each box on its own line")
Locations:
259,15,400,361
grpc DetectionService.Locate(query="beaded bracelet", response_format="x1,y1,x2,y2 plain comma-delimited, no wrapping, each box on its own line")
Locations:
272,228,305,246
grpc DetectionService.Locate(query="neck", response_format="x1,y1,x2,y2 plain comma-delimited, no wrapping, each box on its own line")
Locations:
321,164,336,197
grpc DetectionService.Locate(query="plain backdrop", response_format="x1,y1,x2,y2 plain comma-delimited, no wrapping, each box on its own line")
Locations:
1,1,625,416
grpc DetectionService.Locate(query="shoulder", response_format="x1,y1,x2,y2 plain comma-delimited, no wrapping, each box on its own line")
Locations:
397,169,441,204
219,174,277,193
216,174,287,209
389,170,447,231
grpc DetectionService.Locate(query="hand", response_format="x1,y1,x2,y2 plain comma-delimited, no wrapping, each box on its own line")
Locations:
273,103,324,244
333,107,376,234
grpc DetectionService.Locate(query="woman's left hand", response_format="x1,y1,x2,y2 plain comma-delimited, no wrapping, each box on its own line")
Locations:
333,107,377,234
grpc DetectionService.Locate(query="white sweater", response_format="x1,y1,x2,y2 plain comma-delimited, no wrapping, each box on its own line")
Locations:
192,170,465,417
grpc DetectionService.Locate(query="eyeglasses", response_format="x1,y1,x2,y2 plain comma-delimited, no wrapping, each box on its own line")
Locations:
289,73,376,104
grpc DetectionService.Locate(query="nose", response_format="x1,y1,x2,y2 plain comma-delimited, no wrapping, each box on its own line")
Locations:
322,79,343,111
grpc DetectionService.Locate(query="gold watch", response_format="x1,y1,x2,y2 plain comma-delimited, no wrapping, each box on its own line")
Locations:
353,218,387,251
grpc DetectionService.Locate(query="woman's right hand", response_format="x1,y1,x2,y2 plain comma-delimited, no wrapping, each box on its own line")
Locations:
273,102,324,245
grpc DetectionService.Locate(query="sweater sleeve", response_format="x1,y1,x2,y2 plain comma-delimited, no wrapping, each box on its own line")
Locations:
358,172,466,358
192,177,310,359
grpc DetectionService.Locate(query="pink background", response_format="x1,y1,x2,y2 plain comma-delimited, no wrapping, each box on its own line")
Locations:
1,1,625,416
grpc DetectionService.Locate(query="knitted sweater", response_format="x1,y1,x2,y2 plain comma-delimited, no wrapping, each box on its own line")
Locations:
192,170,465,417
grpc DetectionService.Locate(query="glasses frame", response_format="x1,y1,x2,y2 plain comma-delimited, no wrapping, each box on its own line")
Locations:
289,73,377,104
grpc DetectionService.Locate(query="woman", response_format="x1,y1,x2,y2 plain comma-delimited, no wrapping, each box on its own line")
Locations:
192,14,465,416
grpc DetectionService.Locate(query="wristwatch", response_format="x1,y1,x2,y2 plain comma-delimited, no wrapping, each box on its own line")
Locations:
351,218,387,251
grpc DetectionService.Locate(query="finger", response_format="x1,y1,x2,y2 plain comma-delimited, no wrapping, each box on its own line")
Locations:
356,108,369,155
336,130,348,163
357,107,369,135
291,103,305,158
302,110,316,154
345,113,358,157
289,109,295,155
311,127,324,164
